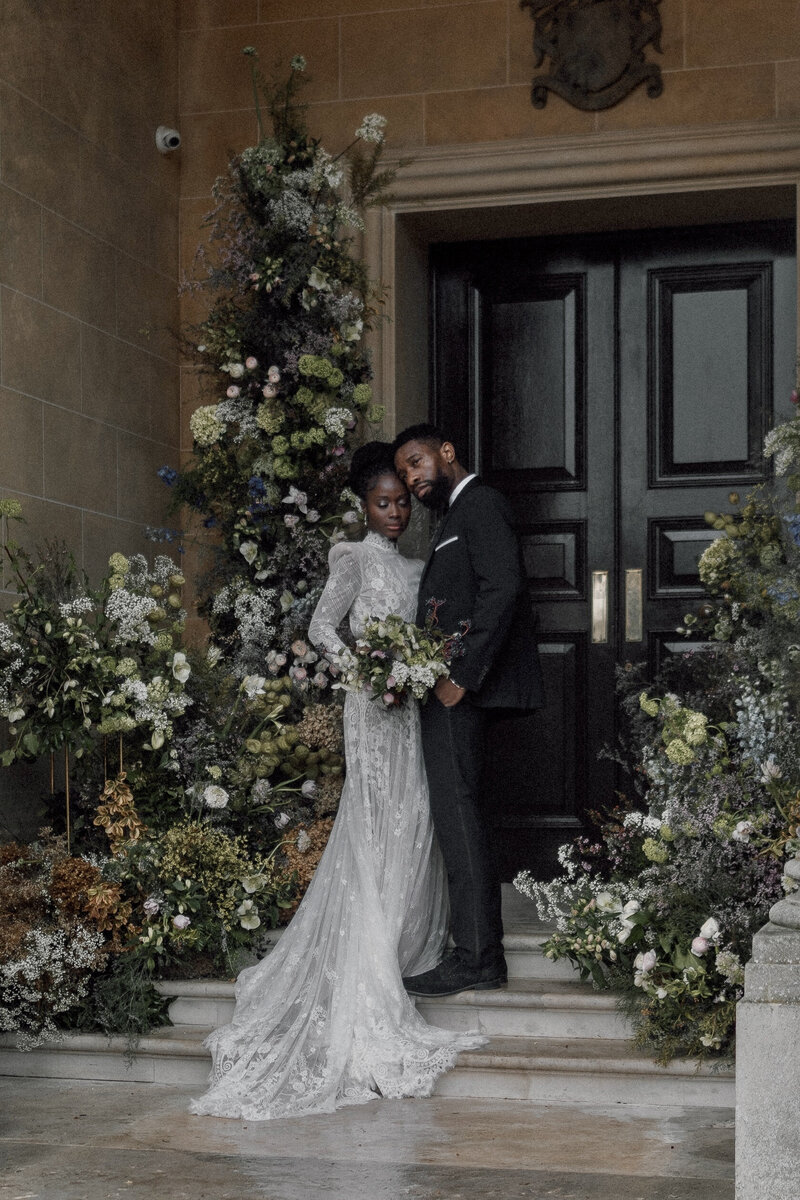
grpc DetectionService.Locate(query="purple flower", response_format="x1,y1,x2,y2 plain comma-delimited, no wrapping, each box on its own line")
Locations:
158,466,178,486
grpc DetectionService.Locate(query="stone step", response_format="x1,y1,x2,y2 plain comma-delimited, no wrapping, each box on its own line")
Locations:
155,976,632,1041
435,1035,736,1108
0,1026,734,1108
417,978,632,1040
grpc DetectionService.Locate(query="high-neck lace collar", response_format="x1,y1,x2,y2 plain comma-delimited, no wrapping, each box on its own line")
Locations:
363,529,399,553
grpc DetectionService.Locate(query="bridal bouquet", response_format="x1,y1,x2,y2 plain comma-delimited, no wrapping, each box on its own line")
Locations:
336,615,457,705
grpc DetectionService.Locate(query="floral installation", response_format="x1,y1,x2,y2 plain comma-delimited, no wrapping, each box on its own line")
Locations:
0,525,192,767
0,57,404,1048
164,52,403,678
515,398,800,1064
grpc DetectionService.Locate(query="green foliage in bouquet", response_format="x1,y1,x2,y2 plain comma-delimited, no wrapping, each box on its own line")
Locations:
336,614,454,706
516,400,800,1064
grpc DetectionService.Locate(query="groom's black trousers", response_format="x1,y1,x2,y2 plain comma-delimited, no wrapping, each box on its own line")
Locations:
420,695,505,973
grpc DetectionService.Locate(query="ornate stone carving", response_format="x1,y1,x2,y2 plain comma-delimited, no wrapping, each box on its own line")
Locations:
520,0,663,111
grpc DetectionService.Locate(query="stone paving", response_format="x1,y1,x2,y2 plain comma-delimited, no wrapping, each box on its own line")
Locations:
0,1077,734,1200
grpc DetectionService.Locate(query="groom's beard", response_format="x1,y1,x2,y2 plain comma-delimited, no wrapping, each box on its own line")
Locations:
415,469,452,511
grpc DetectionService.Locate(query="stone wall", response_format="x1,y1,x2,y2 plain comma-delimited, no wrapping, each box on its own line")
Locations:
0,0,181,600
0,0,181,838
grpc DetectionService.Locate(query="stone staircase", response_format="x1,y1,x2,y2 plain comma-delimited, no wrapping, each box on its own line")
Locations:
0,889,735,1107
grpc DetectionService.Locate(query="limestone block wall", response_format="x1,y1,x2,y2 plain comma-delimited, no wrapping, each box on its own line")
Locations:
0,1,182,836
0,0,182,603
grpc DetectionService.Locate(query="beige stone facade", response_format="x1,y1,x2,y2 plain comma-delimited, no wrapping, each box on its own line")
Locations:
0,1,180,604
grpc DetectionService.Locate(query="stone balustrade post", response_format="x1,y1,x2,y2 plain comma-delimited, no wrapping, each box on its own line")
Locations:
736,854,800,1198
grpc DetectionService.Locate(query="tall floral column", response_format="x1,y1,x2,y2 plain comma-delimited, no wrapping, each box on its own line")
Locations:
736,853,800,1199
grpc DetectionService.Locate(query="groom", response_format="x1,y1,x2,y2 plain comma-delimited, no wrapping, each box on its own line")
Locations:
393,424,544,996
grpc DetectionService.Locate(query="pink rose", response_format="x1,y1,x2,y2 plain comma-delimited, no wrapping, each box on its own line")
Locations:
386,675,396,688
262,384,278,399
333,445,345,456
245,356,258,369
383,692,396,705
691,936,709,956
226,385,240,398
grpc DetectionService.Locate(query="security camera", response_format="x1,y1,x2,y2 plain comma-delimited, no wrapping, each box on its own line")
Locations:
155,126,181,153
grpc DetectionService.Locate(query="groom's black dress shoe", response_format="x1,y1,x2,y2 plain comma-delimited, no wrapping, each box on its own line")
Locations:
402,951,507,997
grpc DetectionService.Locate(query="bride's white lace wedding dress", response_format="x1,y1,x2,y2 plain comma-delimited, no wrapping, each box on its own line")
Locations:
190,530,485,1120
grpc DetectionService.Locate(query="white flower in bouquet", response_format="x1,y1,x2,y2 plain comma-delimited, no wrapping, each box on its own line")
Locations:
241,875,267,894
634,949,657,985
301,780,318,798
274,811,291,830
732,819,754,842
282,486,308,513
241,674,266,698
203,784,229,809
239,541,259,565
760,756,782,784
237,899,261,930
172,914,191,930
172,652,191,683
596,891,623,915
699,917,720,942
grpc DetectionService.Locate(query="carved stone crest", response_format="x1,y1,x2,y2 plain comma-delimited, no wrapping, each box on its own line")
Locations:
520,0,663,111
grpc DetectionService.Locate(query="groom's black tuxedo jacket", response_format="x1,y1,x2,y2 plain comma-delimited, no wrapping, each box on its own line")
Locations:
415,477,545,710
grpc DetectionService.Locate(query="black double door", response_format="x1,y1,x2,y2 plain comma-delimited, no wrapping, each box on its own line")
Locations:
431,221,796,879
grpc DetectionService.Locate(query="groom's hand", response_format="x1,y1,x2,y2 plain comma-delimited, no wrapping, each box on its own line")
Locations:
434,677,466,708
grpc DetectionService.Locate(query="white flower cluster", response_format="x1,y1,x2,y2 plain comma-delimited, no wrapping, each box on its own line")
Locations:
0,924,105,1049
323,407,354,440
58,596,95,618
622,810,662,834
190,404,225,447
355,112,387,144
764,421,800,476
388,660,446,700
105,589,158,647
734,679,789,766
269,190,314,234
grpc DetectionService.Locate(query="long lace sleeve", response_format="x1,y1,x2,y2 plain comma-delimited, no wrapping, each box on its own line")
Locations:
308,543,362,658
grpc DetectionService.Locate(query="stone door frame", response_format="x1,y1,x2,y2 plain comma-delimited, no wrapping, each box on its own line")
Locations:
363,120,800,434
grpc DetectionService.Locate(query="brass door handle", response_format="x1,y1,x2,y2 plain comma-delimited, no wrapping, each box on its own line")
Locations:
625,568,643,642
591,570,609,644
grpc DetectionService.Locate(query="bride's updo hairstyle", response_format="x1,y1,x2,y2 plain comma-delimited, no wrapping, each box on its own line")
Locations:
347,441,401,502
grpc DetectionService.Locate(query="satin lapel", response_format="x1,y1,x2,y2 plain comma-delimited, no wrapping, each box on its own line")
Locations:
418,476,481,587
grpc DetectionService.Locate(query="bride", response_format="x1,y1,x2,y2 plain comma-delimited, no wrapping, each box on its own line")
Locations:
190,442,484,1121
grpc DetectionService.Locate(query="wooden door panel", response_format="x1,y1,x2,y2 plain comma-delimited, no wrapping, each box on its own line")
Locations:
648,261,773,484
479,276,586,488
